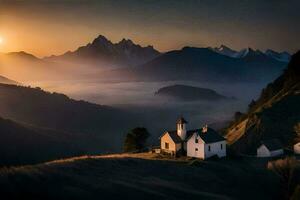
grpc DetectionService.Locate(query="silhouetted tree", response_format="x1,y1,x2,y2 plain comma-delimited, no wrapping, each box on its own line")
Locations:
234,111,244,121
123,127,150,152
248,99,256,111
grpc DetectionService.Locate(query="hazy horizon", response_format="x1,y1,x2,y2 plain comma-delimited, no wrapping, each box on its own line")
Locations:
1,0,299,57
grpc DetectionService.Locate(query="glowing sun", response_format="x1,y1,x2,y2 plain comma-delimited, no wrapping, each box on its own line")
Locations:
0,37,3,44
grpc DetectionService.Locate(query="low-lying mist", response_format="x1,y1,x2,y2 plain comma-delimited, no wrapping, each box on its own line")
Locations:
26,79,266,144
0,57,270,146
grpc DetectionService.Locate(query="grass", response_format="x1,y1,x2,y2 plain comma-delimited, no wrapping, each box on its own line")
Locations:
0,152,283,200
267,157,300,200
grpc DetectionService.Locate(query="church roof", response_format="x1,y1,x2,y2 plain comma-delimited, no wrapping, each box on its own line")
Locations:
186,128,225,143
166,131,182,143
260,139,283,151
176,117,188,124
160,130,193,144
161,127,224,144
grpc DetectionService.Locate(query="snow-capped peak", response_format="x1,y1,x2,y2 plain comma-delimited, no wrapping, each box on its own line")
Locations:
265,49,291,62
213,45,240,58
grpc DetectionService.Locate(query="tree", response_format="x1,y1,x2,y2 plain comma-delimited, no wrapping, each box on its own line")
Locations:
123,127,150,152
248,99,256,111
234,111,244,121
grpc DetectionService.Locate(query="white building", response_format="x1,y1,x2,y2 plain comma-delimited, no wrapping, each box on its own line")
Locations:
257,139,284,157
160,117,226,159
186,125,226,159
294,142,300,154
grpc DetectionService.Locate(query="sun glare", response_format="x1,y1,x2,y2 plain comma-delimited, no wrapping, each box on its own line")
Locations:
0,37,3,44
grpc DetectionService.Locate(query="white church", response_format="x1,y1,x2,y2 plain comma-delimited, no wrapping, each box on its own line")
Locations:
159,117,226,159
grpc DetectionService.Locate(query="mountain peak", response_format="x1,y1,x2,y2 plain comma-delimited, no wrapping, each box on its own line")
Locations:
265,49,291,62
241,48,269,61
213,45,240,58
6,51,39,60
218,45,232,51
117,39,137,48
91,35,113,46
119,38,134,45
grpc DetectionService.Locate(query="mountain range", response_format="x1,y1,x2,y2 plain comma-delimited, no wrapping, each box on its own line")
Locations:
0,35,292,84
99,46,288,83
45,35,161,68
213,45,291,62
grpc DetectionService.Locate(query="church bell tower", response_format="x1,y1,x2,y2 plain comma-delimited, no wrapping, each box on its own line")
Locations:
177,117,188,140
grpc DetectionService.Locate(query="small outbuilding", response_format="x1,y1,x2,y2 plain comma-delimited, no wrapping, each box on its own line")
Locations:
257,139,284,157
294,142,300,154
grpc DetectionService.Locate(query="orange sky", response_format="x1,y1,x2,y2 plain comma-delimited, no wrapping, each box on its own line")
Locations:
0,12,214,57
0,0,298,58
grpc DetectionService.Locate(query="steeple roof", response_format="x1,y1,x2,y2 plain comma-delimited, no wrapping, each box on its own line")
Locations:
176,117,188,124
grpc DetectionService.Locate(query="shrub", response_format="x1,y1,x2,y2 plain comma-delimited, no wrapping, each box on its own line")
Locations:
123,127,150,152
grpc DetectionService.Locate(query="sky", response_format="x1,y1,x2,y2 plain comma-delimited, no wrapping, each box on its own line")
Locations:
0,0,299,57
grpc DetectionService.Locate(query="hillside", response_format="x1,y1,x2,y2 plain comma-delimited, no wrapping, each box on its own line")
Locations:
99,47,286,83
155,84,230,101
0,51,61,82
0,153,281,200
0,117,83,166
225,51,300,154
0,84,136,153
0,51,40,62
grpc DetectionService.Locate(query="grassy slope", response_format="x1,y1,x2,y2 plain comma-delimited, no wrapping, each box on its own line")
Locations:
0,117,83,166
0,153,280,200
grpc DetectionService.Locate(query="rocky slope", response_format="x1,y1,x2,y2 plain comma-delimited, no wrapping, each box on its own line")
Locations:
225,51,300,154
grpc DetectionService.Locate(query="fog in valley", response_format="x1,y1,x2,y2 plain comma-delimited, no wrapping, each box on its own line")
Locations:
0,55,276,147
27,78,267,144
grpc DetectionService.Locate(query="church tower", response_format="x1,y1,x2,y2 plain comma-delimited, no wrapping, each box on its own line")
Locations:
176,117,188,140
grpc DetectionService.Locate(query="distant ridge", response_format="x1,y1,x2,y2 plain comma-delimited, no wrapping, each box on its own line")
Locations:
99,46,287,83
213,45,291,62
1,51,40,61
0,75,18,85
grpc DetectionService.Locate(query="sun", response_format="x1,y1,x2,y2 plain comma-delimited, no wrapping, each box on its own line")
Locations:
0,37,3,44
